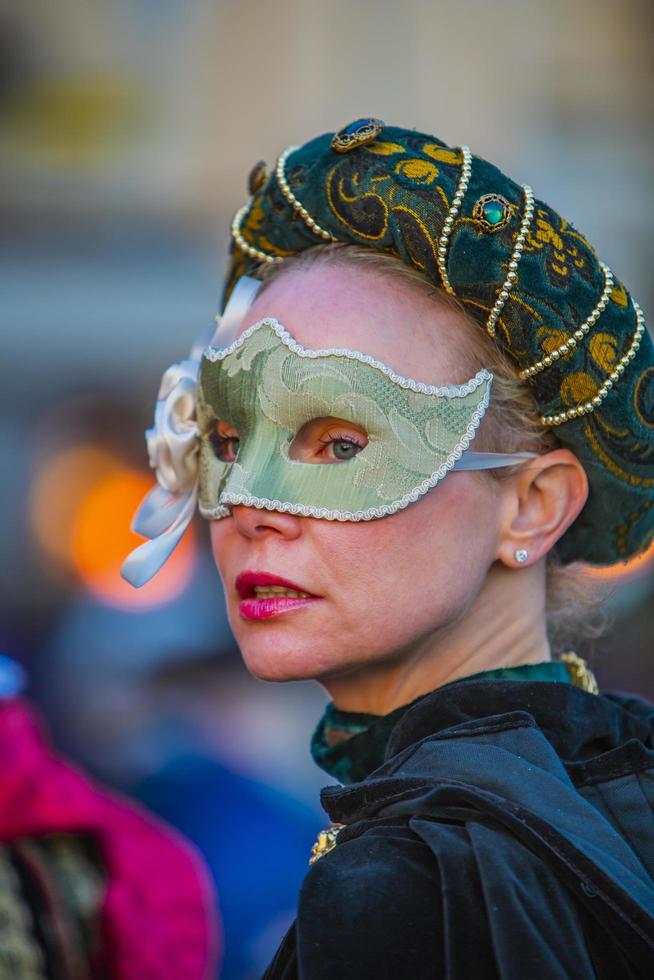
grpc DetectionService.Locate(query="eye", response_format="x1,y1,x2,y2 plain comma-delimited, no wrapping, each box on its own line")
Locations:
289,417,368,464
317,434,365,461
209,421,240,463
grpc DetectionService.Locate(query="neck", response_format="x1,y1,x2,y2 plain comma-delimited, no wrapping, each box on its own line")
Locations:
322,559,551,714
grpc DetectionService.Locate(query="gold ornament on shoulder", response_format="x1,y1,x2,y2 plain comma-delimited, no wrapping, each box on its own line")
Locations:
309,823,345,864
559,652,599,694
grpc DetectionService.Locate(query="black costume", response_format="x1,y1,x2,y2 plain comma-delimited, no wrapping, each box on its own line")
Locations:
264,674,654,978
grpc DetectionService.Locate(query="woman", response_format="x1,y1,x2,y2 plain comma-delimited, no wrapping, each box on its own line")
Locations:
124,120,654,977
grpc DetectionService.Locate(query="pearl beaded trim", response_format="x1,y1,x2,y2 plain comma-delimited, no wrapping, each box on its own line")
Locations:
436,145,472,295
486,185,535,338
541,301,645,426
519,263,615,381
231,146,338,265
276,146,335,242
230,161,640,430
231,203,282,265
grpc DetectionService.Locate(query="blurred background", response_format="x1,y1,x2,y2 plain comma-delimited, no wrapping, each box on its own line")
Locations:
1,0,653,976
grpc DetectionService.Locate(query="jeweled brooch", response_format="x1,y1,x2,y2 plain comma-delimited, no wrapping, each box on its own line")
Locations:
472,193,514,233
331,118,384,153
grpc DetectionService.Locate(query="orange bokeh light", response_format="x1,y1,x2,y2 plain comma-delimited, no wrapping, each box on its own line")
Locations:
29,444,196,608
585,539,654,583
29,446,118,569
71,469,196,608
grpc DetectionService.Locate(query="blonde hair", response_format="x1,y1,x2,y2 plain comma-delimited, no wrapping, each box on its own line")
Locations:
257,244,609,651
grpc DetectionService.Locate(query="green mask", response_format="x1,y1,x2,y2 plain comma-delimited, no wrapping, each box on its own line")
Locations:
197,317,493,521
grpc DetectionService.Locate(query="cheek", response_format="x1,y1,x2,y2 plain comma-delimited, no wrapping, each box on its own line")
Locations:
208,518,236,584
337,475,493,575
318,474,498,638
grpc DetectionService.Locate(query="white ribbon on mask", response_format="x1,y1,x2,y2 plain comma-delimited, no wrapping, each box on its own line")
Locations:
121,276,263,588
210,275,263,348
120,359,201,588
451,451,539,470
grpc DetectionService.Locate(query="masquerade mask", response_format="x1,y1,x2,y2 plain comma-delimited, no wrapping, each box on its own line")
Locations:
121,277,536,587
199,318,494,520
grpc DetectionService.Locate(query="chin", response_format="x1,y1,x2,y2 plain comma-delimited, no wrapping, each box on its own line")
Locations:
241,652,320,683
236,632,343,684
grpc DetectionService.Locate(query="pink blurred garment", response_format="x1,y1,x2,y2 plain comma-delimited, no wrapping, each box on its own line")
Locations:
0,697,220,979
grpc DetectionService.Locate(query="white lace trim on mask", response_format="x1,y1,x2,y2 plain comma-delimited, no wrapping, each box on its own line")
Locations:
198,379,491,522
203,317,492,397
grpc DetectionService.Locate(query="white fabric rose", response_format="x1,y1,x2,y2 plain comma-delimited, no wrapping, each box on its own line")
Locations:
121,358,201,588
146,359,200,494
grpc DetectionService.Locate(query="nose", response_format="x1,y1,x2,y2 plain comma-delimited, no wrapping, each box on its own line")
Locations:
229,504,303,541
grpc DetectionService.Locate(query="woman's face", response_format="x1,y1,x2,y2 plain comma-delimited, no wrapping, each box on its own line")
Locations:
209,261,504,685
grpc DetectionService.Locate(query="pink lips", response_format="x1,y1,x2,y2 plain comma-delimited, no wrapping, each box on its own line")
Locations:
235,570,322,621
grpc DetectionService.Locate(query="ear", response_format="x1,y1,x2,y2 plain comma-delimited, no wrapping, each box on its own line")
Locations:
496,449,589,568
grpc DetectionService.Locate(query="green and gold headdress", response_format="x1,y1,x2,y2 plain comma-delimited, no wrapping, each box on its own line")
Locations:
225,118,654,565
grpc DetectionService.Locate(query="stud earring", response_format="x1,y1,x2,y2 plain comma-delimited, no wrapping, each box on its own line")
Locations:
515,549,529,564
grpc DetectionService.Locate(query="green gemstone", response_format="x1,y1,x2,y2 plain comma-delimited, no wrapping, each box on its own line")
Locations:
483,201,506,225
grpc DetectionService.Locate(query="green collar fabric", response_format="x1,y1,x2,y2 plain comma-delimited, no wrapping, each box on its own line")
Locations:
311,661,572,785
